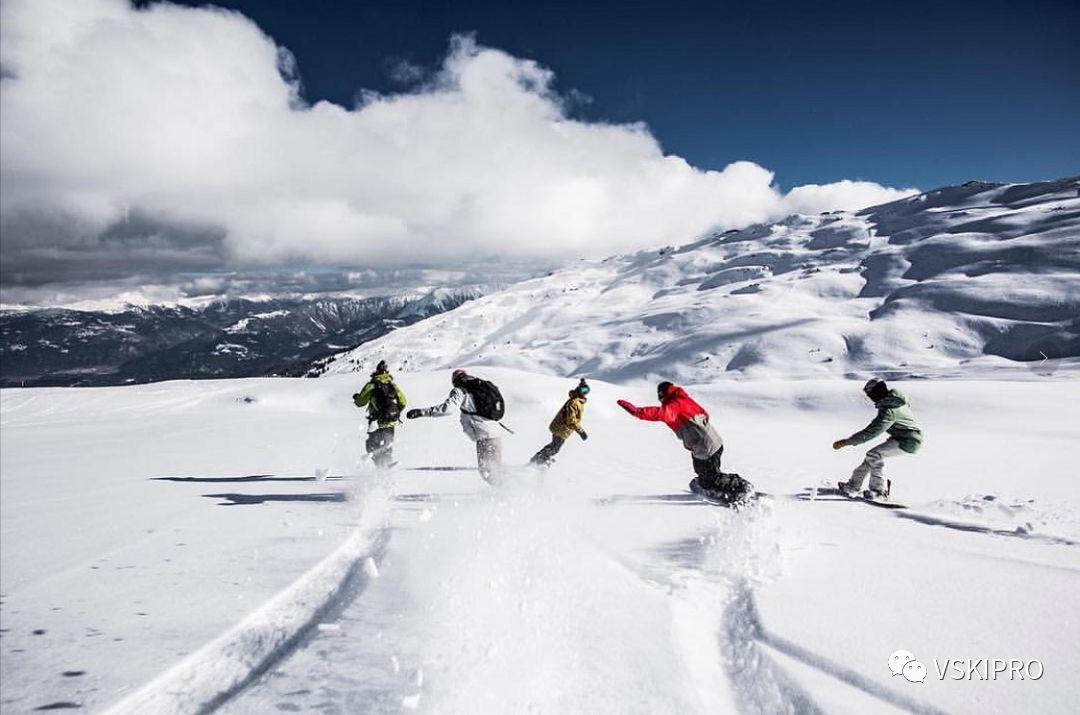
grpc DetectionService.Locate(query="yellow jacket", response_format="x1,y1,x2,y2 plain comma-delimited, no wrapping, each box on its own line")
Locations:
549,392,587,440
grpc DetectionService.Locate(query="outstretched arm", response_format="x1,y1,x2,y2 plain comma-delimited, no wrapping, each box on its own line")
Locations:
617,399,668,422
841,409,895,447
408,387,463,419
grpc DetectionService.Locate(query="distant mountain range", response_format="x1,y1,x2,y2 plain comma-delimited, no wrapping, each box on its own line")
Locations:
321,176,1080,382
0,287,483,387
6,177,1078,388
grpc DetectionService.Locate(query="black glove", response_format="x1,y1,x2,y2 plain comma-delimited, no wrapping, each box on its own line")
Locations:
579,431,588,441
406,408,423,419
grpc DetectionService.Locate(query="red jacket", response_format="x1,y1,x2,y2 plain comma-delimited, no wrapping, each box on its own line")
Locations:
618,387,723,458
618,387,708,431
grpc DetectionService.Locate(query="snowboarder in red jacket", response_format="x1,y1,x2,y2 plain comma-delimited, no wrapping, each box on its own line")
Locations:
618,382,754,505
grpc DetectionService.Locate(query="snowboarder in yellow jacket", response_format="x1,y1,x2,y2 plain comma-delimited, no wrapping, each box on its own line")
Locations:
530,379,589,467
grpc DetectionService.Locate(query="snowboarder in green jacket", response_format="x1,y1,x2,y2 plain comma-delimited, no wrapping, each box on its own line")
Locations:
834,378,923,499
530,379,590,467
353,360,407,469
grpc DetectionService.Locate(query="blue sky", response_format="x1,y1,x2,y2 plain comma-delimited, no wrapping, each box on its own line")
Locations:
2,0,1077,301
172,0,1080,189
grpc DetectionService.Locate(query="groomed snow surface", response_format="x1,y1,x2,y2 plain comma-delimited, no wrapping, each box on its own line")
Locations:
3,370,1079,713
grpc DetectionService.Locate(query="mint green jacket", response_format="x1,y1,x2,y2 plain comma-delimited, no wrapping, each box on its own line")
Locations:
846,389,924,453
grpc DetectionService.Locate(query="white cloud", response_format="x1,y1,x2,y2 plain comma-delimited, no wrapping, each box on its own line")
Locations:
780,180,914,215
0,0,917,283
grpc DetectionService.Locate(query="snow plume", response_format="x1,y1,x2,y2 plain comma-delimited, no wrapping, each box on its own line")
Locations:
0,0,916,288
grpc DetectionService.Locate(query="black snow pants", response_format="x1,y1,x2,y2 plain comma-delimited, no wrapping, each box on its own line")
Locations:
529,434,566,466
692,446,752,501
366,426,396,468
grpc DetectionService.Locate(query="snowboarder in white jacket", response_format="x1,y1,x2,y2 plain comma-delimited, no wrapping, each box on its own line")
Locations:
406,369,505,483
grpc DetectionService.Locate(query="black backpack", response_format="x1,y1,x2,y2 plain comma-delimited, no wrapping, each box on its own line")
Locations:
370,380,402,422
460,376,505,421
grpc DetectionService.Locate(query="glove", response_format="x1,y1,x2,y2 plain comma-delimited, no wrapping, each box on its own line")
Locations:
832,439,847,450
616,399,637,415
406,408,423,419
579,430,588,441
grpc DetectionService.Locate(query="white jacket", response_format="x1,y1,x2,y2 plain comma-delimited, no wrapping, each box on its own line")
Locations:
423,387,500,441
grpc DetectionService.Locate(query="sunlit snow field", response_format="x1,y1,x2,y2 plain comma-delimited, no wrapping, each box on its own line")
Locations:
3,370,1078,713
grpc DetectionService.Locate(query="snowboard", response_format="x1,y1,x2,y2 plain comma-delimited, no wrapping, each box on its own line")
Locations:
803,484,907,510
688,478,757,508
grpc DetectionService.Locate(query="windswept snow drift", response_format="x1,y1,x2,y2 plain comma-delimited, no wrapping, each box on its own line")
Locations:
323,177,1080,383
3,370,1078,713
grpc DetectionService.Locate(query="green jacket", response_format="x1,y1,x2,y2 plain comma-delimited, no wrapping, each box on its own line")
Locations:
846,388,923,453
549,393,587,440
353,373,407,428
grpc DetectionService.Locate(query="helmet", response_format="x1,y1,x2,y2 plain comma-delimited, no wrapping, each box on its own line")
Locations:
451,369,468,385
657,381,673,400
863,377,888,400
375,360,389,374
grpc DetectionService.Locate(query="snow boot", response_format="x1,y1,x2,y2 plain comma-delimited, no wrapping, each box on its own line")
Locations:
863,479,892,501
837,481,861,498
695,474,754,506
732,477,756,507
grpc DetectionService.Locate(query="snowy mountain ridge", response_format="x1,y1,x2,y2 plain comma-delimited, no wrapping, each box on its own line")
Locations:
323,176,1080,383
0,286,486,387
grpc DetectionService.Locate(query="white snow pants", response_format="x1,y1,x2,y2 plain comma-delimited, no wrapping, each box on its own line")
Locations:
476,438,502,483
845,438,905,492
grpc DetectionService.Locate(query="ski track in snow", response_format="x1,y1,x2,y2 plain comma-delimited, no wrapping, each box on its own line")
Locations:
4,372,1078,714
219,472,783,714
219,475,956,715
104,486,394,715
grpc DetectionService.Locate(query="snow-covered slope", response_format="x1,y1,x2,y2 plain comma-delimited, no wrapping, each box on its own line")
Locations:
3,372,1078,713
322,177,1079,383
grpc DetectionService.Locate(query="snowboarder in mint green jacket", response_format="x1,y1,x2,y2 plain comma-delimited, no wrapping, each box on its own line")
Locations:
834,378,923,499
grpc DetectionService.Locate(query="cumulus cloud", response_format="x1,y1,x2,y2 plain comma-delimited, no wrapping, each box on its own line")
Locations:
780,180,914,215
0,0,916,290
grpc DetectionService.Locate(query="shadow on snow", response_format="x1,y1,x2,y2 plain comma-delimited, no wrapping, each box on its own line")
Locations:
152,475,347,483
202,492,348,506
595,493,709,506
